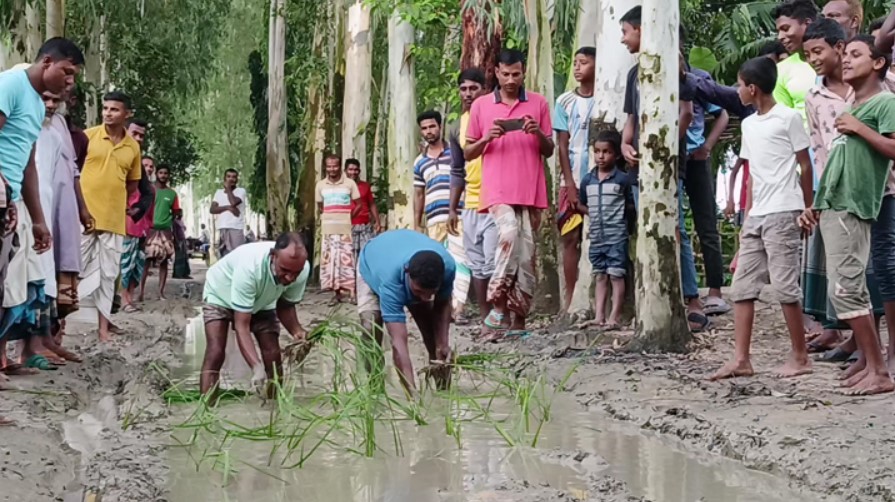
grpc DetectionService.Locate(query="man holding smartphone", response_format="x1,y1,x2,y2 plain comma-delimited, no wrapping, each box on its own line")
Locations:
464,49,555,341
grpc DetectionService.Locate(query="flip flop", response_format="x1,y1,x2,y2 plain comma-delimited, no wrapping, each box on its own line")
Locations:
504,330,531,340
483,309,506,330
24,355,58,371
702,296,731,316
687,312,711,333
814,347,853,363
807,340,837,354
121,304,141,313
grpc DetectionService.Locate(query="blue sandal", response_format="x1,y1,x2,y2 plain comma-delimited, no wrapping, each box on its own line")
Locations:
483,310,506,330
504,330,531,340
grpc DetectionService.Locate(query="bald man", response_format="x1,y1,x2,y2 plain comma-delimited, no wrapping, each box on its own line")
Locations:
199,232,310,395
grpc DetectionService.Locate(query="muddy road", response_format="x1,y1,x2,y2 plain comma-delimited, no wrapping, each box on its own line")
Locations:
0,264,888,501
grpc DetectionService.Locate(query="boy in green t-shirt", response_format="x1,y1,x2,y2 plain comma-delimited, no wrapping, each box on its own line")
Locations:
800,35,895,396
142,165,181,301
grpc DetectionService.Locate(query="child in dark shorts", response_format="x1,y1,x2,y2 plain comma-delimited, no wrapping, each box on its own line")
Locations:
577,131,634,329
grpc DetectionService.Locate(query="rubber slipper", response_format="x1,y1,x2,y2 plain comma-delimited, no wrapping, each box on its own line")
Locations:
483,309,506,330
121,304,141,313
847,350,861,363
687,312,711,333
814,347,853,363
504,330,531,340
807,341,836,354
702,297,731,316
24,355,58,371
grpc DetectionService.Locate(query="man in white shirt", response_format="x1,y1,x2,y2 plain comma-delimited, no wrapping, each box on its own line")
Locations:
210,168,248,257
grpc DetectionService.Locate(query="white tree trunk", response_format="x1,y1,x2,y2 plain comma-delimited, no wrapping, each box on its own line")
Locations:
567,0,639,316
386,14,416,230
25,3,42,59
630,0,691,351
524,0,560,313
46,0,65,38
1,0,33,70
265,0,291,233
371,64,388,185
342,1,373,169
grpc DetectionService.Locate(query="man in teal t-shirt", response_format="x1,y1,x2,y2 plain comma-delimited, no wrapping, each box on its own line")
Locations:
200,233,311,397
141,165,181,300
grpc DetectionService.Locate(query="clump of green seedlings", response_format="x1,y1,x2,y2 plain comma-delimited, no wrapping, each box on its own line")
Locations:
165,317,584,484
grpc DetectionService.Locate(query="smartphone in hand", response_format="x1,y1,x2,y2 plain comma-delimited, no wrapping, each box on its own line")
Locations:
495,118,524,132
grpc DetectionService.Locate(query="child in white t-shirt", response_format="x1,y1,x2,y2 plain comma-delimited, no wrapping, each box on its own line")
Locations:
710,56,814,381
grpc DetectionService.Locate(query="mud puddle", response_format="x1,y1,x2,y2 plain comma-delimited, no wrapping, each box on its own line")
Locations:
165,316,820,502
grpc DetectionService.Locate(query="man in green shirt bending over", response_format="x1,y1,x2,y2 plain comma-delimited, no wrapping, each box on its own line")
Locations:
142,164,180,301
200,232,310,396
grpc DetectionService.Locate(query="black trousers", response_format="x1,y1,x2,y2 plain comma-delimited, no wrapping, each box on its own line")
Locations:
684,158,724,290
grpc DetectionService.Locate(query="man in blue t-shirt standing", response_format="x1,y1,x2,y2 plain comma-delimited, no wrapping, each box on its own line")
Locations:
357,229,456,392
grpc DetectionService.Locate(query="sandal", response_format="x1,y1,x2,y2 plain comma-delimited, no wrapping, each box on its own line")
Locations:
24,355,58,371
121,304,141,313
814,347,853,363
504,330,531,340
483,309,506,330
687,312,712,333
702,296,731,316
1,364,39,376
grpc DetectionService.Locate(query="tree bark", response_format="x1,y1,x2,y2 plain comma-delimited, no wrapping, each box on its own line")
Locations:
524,0,559,314
629,0,691,352
298,11,327,244
46,0,65,38
371,64,388,185
460,0,503,90
0,0,30,70
25,2,42,59
386,13,416,230
265,0,291,234
342,1,373,168
567,0,639,317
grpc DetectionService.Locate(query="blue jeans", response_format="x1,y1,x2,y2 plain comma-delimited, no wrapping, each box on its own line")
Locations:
629,181,699,299
678,180,699,299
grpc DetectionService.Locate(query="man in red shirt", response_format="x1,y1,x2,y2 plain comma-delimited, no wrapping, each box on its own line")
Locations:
346,158,381,261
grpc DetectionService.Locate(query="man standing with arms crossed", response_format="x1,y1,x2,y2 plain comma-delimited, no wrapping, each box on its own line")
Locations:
465,49,554,340
448,68,495,330
211,169,248,257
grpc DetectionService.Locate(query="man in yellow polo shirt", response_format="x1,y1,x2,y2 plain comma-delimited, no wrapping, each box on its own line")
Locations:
79,91,142,341
447,68,495,328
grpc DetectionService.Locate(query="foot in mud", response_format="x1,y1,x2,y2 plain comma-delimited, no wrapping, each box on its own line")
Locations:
708,360,754,381
772,358,812,378
575,319,605,330
842,373,895,396
841,367,869,388
840,359,867,382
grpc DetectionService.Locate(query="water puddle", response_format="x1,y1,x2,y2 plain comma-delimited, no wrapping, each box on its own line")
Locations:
167,316,820,502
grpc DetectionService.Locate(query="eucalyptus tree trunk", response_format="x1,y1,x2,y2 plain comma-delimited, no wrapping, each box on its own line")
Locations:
386,12,416,230
46,0,65,38
628,0,691,352
298,14,327,239
371,64,388,185
567,0,638,317
265,0,291,233
24,3,42,59
524,0,559,314
0,0,29,70
460,0,503,90
342,1,373,167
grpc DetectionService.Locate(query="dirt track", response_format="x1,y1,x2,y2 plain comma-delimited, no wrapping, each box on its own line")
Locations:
1,265,891,501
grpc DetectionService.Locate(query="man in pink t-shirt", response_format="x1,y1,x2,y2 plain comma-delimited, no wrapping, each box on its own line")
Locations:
465,49,554,338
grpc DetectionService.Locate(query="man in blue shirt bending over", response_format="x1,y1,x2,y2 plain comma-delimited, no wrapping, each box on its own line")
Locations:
357,229,456,392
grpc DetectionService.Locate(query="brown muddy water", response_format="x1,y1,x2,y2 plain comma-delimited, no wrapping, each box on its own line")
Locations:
166,317,820,502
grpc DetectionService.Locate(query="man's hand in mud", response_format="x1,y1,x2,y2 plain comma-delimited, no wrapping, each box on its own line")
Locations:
3,204,16,236
291,326,308,342
447,209,460,236
250,364,267,390
622,143,640,166
32,222,51,254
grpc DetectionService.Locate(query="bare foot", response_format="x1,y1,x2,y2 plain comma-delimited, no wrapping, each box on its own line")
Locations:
575,319,605,330
842,373,895,396
840,359,866,381
159,292,167,300
137,294,145,302
772,358,812,378
98,329,113,342
708,360,754,381
841,367,869,388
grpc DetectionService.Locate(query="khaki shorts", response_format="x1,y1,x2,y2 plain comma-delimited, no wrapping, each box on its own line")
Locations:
731,211,802,303
356,266,380,315
202,304,281,334
820,210,873,320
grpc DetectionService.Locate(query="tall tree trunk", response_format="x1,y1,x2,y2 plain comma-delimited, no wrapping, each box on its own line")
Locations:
342,1,373,168
0,0,30,70
386,13,416,230
629,0,691,352
46,0,65,38
265,0,291,234
460,0,502,90
25,2,42,59
371,64,388,185
524,0,559,314
567,0,638,316
298,12,327,244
